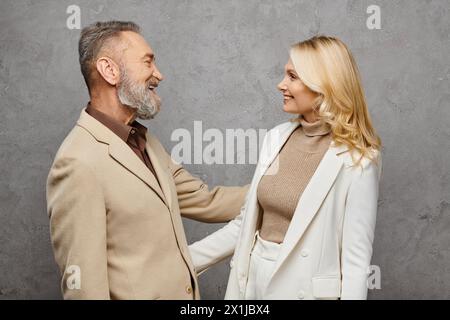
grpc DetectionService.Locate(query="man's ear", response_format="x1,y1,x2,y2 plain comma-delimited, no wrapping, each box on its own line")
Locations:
95,57,120,86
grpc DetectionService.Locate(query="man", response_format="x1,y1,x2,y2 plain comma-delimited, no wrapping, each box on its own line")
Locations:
46,21,247,299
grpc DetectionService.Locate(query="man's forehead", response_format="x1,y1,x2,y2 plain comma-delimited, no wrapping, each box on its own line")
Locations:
120,31,154,56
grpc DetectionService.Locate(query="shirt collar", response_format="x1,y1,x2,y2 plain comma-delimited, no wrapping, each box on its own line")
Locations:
85,103,148,143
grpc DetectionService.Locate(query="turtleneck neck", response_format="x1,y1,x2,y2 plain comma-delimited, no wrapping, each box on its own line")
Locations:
299,116,331,137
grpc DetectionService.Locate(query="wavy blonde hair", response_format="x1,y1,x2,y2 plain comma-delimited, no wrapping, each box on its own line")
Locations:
289,35,381,166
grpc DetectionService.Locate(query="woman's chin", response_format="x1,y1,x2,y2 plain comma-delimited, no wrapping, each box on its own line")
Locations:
282,104,300,115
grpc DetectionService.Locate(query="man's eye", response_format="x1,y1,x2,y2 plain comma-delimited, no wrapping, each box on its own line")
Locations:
288,73,296,80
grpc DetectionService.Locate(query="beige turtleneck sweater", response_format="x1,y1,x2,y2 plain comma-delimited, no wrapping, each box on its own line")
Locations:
257,117,332,244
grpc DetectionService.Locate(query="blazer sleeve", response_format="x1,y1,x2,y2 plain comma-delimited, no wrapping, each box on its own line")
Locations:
147,134,249,223
340,153,382,300
188,200,245,275
171,162,249,222
46,157,110,299
187,128,272,274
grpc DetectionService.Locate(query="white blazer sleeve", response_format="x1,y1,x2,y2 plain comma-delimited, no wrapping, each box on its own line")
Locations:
188,126,273,276
188,204,244,275
340,153,382,300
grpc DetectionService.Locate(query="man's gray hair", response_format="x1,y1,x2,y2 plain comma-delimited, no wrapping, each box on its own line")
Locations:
78,20,141,90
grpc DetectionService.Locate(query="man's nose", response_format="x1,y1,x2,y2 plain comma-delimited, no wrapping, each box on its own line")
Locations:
153,65,164,81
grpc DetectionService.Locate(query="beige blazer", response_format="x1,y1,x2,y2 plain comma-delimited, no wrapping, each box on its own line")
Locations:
190,121,382,300
46,108,247,300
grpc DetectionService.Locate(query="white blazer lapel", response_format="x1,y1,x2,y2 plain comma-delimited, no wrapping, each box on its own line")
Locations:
235,121,300,285
269,142,347,280
256,121,300,178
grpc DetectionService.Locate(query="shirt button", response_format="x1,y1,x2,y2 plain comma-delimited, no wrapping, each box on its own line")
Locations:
186,285,192,294
131,129,136,134
300,249,309,257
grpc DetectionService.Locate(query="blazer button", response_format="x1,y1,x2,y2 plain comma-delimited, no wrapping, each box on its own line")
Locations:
186,285,192,294
298,290,305,300
300,249,309,257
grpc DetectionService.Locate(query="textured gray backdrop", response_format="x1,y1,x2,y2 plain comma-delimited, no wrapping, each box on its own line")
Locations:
0,0,449,299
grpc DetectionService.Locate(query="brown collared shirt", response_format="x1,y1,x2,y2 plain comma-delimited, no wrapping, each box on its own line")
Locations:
85,103,158,180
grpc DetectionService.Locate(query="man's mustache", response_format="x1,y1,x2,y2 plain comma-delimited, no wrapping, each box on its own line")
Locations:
147,79,159,88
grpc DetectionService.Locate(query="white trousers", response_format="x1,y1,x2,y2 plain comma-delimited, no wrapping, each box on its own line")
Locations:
244,232,282,300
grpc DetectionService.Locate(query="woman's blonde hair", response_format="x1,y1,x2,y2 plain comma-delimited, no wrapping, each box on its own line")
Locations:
289,35,381,166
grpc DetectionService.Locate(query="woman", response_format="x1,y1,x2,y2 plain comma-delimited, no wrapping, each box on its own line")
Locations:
189,35,382,300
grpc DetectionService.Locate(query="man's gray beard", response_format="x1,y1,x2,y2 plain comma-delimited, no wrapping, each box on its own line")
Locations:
117,68,160,120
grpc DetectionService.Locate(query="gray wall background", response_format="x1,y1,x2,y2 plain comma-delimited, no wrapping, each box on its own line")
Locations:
0,0,449,299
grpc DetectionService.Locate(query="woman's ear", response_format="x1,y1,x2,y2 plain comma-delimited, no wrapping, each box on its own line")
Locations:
95,56,120,86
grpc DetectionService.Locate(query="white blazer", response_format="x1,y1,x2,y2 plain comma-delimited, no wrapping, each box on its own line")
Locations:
189,121,382,300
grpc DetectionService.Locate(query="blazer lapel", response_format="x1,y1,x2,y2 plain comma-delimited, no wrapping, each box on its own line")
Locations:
257,122,301,177
269,142,348,280
108,139,168,207
76,108,169,207
244,121,301,238
236,121,300,283
144,135,173,212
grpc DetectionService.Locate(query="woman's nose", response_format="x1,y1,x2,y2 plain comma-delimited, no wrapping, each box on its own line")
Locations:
277,80,286,92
